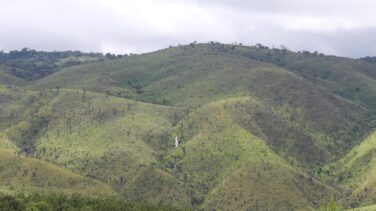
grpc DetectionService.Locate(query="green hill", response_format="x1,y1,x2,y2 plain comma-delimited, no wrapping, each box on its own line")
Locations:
0,135,114,196
167,98,334,210
0,48,105,81
1,43,376,210
29,44,375,164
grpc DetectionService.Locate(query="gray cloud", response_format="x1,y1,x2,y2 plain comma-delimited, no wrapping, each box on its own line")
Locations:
0,0,375,57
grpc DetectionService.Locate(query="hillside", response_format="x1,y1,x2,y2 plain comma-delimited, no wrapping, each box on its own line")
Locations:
1,43,376,210
0,48,105,81
0,69,26,87
0,134,114,196
330,130,376,208
167,98,334,210
29,44,375,164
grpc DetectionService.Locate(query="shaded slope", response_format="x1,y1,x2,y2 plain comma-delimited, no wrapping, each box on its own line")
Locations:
232,44,376,109
0,70,26,87
242,68,369,161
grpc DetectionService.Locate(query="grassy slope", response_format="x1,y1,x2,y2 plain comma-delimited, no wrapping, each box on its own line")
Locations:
24,89,192,208
0,88,192,209
166,98,334,210
0,135,114,196
0,87,116,196
346,204,376,211
0,87,335,209
0,69,26,87
29,47,254,106
331,130,376,208
29,44,372,165
0,87,192,207
2,44,376,209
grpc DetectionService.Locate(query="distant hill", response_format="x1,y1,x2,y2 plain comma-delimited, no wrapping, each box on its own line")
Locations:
1,43,376,210
0,48,106,81
359,56,376,65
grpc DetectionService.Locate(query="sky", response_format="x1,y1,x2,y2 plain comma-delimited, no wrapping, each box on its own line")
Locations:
0,0,375,57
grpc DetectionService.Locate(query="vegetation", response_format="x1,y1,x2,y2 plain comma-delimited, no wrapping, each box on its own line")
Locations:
0,48,105,81
0,193,187,211
1,43,376,210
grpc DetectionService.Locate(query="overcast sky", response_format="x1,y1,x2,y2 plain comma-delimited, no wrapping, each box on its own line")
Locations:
1,0,375,57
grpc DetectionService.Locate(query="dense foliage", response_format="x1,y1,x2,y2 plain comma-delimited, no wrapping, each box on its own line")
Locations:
0,48,104,80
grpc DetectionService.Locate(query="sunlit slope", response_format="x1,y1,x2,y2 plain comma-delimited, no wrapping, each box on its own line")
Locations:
1,86,338,209
346,204,376,211
0,135,115,196
19,89,192,208
166,98,334,210
29,45,372,164
332,130,376,207
4,43,376,209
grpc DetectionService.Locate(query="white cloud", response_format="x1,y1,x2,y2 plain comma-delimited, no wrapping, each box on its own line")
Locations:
0,0,375,57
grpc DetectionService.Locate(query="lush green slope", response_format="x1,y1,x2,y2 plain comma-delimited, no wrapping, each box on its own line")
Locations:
2,43,376,210
30,43,376,109
330,130,376,208
0,137,114,196
346,204,376,211
0,87,192,208
0,87,335,210
22,89,192,208
166,98,334,210
30,44,375,165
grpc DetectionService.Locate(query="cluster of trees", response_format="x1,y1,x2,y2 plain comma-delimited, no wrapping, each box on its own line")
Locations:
0,48,106,81
0,193,185,211
0,48,102,61
360,56,376,64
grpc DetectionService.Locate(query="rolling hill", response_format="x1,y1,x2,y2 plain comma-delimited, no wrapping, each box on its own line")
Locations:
1,43,376,210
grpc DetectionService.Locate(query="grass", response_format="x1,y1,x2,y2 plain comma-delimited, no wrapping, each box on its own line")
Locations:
166,98,334,210
346,204,376,211
1,43,376,209
28,44,373,164
0,147,115,197
331,130,376,208
25,89,193,208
